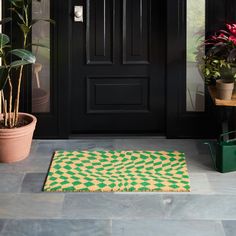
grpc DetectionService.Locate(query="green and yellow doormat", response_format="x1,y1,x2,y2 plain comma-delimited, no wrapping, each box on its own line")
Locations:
43,150,190,192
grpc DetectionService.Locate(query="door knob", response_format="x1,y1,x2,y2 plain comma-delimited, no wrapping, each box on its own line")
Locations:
74,6,83,22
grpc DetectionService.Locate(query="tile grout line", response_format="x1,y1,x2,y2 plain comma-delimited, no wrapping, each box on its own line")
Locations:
110,219,113,236
0,219,9,235
220,220,227,236
18,172,26,193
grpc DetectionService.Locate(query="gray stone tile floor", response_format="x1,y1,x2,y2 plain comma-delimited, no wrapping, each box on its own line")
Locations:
0,138,235,235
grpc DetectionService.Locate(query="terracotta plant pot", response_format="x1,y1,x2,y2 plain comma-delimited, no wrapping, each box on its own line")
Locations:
216,80,234,100
0,113,37,163
32,88,49,113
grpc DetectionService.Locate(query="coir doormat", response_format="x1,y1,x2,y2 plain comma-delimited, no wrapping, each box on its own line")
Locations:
43,150,190,192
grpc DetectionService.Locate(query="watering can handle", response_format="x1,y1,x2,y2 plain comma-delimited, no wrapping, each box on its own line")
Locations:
204,142,217,171
220,130,236,143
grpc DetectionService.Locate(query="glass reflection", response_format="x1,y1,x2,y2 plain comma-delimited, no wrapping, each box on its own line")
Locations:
32,0,50,113
186,0,205,112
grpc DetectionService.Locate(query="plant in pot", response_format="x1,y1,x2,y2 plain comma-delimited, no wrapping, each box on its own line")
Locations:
0,0,53,163
200,23,236,100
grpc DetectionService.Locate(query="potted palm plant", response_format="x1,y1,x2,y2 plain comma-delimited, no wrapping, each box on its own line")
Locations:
0,0,53,163
200,23,236,100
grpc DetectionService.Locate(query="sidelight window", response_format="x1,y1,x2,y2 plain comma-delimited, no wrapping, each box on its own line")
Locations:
186,0,205,112
32,0,51,113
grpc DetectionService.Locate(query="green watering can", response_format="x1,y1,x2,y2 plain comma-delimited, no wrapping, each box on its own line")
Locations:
205,131,236,173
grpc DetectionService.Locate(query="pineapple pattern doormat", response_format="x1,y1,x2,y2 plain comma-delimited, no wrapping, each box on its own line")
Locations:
43,150,190,192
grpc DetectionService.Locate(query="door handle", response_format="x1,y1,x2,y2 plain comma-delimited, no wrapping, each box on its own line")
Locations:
74,6,83,22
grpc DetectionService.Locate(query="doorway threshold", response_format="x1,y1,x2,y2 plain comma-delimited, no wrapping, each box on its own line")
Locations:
69,133,166,139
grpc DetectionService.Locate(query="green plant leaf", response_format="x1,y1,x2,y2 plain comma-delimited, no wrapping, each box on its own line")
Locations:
0,34,10,49
31,43,49,50
18,24,30,35
214,72,221,77
8,0,24,8
10,60,32,68
0,67,9,90
10,49,36,63
0,17,12,25
205,68,210,76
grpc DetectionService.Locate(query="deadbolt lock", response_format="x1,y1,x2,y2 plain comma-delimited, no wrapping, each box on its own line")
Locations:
74,6,83,22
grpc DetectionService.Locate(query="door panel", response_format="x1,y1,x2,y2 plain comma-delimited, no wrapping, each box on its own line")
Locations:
86,0,114,64
71,0,165,133
123,0,150,64
86,76,149,113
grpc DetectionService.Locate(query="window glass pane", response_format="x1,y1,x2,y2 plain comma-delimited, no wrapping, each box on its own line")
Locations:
32,0,50,113
186,0,205,112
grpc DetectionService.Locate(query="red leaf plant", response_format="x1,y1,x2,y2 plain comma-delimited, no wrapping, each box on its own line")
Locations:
199,23,236,85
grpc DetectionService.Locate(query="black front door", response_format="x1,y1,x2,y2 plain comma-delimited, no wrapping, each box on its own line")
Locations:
70,0,166,134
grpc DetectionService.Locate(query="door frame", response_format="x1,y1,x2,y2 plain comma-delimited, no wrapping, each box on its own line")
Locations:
166,0,234,138
166,0,215,138
38,0,217,138
55,0,168,137
3,0,232,138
